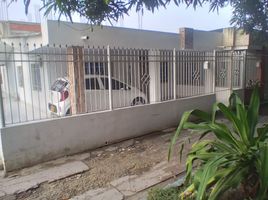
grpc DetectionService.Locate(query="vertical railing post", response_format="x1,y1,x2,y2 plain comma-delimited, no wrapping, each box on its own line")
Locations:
173,48,177,100
229,50,234,92
67,46,85,115
0,81,5,128
107,46,113,110
241,50,247,89
212,50,216,93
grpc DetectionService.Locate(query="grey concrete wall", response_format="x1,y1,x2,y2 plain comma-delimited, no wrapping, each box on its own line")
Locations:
42,20,179,49
216,88,244,105
0,94,215,171
193,30,222,51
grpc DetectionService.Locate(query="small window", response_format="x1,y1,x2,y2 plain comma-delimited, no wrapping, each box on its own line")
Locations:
31,64,41,91
85,78,100,90
85,62,107,75
17,66,24,87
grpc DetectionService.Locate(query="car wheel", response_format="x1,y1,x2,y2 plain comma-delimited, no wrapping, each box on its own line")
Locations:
132,97,145,106
66,108,71,115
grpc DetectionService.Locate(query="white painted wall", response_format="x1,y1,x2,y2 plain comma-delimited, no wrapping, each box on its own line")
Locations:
0,94,215,171
42,20,180,49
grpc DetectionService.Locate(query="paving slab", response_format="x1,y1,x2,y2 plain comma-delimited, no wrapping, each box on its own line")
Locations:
0,191,5,198
110,160,185,197
0,194,15,200
70,188,123,200
126,175,180,200
0,161,89,196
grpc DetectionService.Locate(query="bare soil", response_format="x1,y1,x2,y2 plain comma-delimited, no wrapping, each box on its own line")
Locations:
15,128,190,200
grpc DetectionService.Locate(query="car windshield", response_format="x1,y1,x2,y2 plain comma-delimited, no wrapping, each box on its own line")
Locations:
51,79,68,92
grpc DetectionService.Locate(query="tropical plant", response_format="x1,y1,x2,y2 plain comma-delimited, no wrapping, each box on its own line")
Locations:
168,87,268,200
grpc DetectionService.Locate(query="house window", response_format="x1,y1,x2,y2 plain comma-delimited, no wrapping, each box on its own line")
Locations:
85,62,107,75
31,64,42,91
17,66,24,87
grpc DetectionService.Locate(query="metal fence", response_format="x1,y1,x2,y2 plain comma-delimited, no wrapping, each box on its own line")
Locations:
0,43,262,126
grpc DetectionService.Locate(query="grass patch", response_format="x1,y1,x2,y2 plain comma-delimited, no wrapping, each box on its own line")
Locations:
147,187,188,200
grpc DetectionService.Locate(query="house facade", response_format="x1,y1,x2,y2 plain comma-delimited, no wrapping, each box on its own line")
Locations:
0,20,264,122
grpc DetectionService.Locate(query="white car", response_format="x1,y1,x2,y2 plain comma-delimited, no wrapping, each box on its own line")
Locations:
48,75,147,116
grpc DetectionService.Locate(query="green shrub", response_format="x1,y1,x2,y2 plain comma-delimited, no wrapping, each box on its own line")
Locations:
168,87,268,200
147,187,181,200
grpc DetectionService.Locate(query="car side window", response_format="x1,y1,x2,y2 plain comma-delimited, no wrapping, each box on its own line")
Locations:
85,78,100,90
100,77,130,90
100,77,109,90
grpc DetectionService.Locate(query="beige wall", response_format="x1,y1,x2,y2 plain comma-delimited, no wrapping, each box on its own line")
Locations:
223,28,250,48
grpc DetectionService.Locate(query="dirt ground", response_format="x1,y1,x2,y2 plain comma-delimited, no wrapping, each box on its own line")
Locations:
14,128,191,200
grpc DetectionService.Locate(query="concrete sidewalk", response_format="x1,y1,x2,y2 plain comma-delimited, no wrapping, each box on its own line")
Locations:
70,160,184,200
0,155,184,200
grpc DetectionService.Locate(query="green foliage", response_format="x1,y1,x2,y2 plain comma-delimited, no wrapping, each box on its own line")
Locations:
230,0,268,46
169,87,268,200
148,187,191,200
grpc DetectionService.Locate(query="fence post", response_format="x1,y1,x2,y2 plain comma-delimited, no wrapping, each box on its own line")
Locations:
107,46,113,110
67,46,86,115
212,50,216,93
241,50,247,89
149,49,161,103
0,81,5,128
229,50,234,92
173,48,177,100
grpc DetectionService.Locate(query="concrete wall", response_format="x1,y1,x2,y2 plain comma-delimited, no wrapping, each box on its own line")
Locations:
193,30,222,51
216,88,244,105
222,28,250,48
42,20,179,49
0,94,215,171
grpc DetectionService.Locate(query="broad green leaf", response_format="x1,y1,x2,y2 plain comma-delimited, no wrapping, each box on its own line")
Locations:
168,110,193,161
196,156,226,200
256,143,268,199
209,166,248,200
217,103,250,146
247,86,260,139
183,122,210,131
179,143,184,162
168,109,211,161
208,123,244,152
211,141,237,154
257,124,268,142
